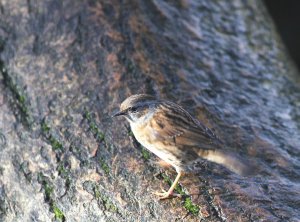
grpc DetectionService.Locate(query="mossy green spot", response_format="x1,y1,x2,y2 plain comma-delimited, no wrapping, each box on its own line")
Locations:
141,148,151,160
52,204,65,221
57,164,67,176
0,64,32,127
44,183,54,201
49,135,63,151
97,132,105,141
128,131,134,137
93,185,119,213
41,121,50,133
18,95,25,104
161,173,199,215
83,108,92,121
83,109,106,142
184,197,200,215
99,158,110,175
102,196,118,212
41,120,64,152
38,173,54,202
93,185,101,199
38,173,66,221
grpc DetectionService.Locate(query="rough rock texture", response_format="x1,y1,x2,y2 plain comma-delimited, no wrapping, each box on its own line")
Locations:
0,0,300,221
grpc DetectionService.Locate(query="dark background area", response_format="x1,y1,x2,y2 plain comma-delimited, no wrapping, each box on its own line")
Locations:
264,0,300,69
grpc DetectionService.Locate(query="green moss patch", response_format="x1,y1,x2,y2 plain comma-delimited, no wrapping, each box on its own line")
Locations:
93,184,119,213
57,164,68,176
0,61,32,127
161,173,200,215
38,173,66,221
99,158,110,175
41,120,64,152
83,181,120,214
52,204,65,221
141,148,151,160
83,109,113,176
83,109,105,142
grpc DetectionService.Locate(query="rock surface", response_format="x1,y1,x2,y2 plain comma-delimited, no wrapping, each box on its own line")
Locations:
0,0,300,221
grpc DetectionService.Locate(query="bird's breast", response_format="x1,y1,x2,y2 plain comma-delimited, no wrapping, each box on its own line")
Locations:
130,121,182,170
130,120,159,149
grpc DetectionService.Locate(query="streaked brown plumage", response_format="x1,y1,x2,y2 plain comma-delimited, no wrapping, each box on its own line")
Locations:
114,94,255,199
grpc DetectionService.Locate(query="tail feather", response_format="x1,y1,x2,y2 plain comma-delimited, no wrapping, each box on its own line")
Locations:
199,150,257,176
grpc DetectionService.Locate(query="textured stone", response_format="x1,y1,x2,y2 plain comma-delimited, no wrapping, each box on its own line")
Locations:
0,0,299,221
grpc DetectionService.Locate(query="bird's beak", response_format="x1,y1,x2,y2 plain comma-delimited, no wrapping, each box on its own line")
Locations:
112,110,127,117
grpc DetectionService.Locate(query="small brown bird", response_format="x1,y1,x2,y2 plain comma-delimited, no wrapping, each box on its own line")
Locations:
114,94,254,199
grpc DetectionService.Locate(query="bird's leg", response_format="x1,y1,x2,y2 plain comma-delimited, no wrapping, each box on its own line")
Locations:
155,171,182,199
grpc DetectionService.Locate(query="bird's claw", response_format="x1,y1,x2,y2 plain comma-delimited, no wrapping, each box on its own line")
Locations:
154,190,172,199
153,189,181,200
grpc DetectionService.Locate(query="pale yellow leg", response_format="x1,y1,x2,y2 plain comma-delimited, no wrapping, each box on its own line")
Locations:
155,172,182,199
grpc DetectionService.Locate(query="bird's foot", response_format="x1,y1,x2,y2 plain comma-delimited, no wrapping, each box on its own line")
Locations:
154,189,181,200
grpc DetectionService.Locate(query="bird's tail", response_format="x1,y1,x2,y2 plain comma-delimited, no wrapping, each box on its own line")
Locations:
197,149,257,176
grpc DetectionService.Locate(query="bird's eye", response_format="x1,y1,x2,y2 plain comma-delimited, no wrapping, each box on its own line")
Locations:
130,107,138,113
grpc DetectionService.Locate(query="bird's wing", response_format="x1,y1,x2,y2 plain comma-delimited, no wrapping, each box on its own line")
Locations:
151,102,221,150
150,101,257,176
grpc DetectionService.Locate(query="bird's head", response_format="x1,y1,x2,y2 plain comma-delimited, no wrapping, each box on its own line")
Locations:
113,94,157,123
